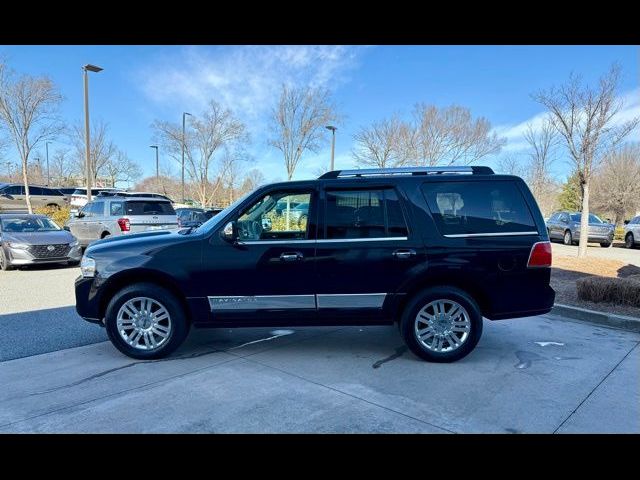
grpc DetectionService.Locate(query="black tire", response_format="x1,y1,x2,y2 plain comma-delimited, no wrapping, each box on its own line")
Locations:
105,282,190,360
626,233,636,249
0,248,13,271
563,230,573,246
46,203,60,210
399,286,483,363
101,232,111,239
600,242,611,248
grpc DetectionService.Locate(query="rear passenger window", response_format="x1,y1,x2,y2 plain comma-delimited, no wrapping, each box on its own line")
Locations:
421,181,536,236
325,189,408,239
124,201,175,215
110,202,124,216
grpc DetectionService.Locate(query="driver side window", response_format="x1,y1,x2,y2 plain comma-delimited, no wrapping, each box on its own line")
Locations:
236,191,312,241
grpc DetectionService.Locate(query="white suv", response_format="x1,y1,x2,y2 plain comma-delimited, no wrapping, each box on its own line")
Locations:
624,216,640,249
69,187,120,213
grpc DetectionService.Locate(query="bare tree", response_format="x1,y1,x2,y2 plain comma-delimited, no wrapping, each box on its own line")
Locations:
220,147,253,205
49,148,78,186
534,64,639,257
352,116,406,168
153,101,248,206
591,143,640,226
408,104,505,166
268,84,339,180
70,120,117,185
523,119,559,217
240,168,266,195
103,150,142,188
497,155,525,176
0,61,63,213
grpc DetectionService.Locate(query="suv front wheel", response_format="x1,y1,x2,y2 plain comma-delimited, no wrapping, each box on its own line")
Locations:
105,282,190,360
400,286,483,363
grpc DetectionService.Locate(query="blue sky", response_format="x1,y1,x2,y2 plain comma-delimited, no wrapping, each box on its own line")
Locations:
1,45,638,185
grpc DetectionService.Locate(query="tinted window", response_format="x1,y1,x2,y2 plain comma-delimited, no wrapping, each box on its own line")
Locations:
42,188,63,196
124,201,175,216
4,185,24,195
570,213,603,223
72,189,87,196
325,188,408,239
110,202,125,216
549,213,559,222
28,186,44,195
91,202,105,216
421,181,536,236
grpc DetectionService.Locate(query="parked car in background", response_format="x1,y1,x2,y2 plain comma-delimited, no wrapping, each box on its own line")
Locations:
69,187,120,212
55,187,80,202
0,214,81,270
546,211,614,247
624,215,640,249
96,191,174,203
75,166,554,362
0,184,67,212
176,207,224,228
65,195,178,247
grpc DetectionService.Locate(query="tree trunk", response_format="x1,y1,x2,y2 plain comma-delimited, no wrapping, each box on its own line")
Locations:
22,156,33,214
578,180,590,258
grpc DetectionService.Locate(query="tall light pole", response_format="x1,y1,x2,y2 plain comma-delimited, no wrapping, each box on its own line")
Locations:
83,64,103,202
45,141,51,186
181,112,192,202
150,145,159,181
4,162,12,180
325,125,337,171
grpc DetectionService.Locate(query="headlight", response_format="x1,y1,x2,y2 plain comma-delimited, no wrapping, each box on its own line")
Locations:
69,240,79,247
6,242,28,249
80,256,96,277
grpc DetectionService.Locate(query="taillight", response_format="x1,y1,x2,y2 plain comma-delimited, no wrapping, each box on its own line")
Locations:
117,218,130,232
527,241,552,268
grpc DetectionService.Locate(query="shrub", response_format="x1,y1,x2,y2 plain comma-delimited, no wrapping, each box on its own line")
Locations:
576,274,640,307
34,205,71,228
614,227,625,241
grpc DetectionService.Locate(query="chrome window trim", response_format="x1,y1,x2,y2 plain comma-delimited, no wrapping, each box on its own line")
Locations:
443,231,539,238
238,237,408,245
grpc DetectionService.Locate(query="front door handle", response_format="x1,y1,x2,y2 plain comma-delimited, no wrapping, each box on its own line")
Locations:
280,252,303,262
393,249,416,260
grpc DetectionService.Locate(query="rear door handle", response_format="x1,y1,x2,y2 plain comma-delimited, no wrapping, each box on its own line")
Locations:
393,249,416,260
280,252,303,262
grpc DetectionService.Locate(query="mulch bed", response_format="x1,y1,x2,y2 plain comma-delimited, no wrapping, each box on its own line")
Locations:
551,255,640,318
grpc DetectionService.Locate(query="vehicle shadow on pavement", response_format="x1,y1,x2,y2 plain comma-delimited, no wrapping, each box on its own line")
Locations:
0,306,107,362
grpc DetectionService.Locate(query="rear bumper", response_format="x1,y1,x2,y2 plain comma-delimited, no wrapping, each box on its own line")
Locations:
585,233,614,243
485,285,555,320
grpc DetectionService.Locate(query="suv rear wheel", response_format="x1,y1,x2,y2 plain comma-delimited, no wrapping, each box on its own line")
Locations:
400,286,483,363
105,283,190,360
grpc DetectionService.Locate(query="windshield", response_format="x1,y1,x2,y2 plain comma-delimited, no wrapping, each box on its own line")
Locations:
1,217,61,232
193,191,254,234
570,213,604,223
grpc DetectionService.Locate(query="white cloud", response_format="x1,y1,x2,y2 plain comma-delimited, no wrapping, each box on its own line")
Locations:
494,88,640,154
137,45,363,123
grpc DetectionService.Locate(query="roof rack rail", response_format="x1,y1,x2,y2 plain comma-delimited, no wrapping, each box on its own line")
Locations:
319,166,494,179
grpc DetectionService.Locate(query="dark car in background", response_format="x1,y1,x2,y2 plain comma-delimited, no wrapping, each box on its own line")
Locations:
546,211,614,247
0,214,82,270
176,207,223,228
75,166,554,363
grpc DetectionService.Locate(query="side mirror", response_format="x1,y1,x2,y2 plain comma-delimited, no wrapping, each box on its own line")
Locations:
63,225,71,231
624,220,630,225
76,211,85,218
220,221,237,242
0,193,14,200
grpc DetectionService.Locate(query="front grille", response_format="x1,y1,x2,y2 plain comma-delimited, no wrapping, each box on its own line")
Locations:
28,244,71,259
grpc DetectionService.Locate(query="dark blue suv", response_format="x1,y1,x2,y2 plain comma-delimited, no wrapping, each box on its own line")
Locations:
75,166,555,362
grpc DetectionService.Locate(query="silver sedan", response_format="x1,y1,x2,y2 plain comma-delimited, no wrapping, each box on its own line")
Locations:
0,214,82,271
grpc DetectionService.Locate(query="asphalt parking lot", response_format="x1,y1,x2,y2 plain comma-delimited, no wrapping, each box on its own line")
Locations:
551,242,640,267
1,265,639,433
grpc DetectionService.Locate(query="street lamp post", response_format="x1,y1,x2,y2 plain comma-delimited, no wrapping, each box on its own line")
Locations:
4,162,12,180
83,64,103,202
181,112,192,203
150,145,159,181
45,141,51,186
325,125,337,171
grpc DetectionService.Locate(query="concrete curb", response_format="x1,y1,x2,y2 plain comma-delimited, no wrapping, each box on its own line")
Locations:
551,303,640,333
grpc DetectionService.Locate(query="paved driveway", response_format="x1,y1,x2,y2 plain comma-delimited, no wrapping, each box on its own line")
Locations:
1,316,638,433
551,242,640,267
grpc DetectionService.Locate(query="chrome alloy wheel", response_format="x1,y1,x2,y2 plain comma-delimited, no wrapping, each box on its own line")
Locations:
116,297,172,351
414,299,471,353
